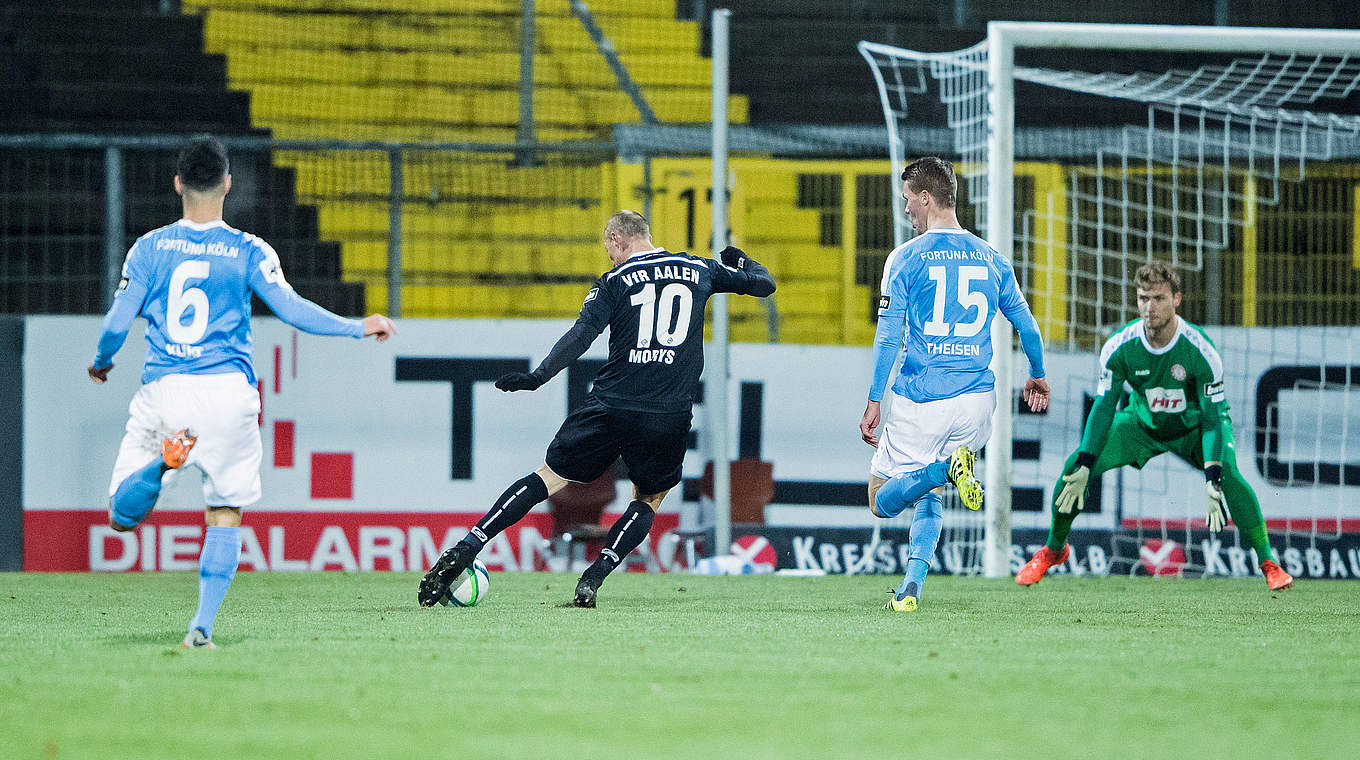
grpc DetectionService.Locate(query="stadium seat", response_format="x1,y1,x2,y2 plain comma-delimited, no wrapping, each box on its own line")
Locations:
547,471,618,573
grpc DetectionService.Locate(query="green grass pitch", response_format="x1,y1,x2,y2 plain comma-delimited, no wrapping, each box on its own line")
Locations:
2,572,1357,759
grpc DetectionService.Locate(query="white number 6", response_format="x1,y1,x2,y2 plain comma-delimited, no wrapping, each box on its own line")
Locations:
167,260,210,345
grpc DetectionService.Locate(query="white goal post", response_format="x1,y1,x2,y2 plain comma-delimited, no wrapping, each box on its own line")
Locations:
863,23,1360,578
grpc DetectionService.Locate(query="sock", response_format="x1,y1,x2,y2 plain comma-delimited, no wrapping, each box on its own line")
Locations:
583,500,655,585
1045,455,1082,551
897,492,943,597
189,526,240,638
110,459,168,528
1220,464,1276,563
462,473,549,553
875,461,949,518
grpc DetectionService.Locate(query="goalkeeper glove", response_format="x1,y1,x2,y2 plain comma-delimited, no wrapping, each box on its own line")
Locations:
1204,464,1229,532
1055,452,1095,515
495,370,545,392
718,245,748,270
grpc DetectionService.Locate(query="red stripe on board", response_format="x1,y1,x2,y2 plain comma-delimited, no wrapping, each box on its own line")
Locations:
273,344,282,394
1122,518,1360,532
21,510,680,572
256,380,264,427
274,420,295,468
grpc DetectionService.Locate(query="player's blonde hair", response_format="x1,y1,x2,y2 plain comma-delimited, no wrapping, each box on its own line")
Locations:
605,210,650,242
1134,260,1182,294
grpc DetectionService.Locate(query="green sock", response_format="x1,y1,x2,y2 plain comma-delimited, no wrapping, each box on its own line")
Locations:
1221,464,1276,563
1045,452,1082,551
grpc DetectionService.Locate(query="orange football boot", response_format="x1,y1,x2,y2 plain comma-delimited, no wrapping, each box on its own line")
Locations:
1015,544,1070,586
1261,560,1293,591
162,429,197,469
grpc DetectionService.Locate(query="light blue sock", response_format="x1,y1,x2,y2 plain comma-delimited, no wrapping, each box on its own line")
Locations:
897,492,944,598
189,526,241,638
111,459,168,528
875,461,949,518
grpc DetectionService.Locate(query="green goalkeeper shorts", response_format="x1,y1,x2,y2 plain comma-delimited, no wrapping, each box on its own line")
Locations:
1089,410,1236,474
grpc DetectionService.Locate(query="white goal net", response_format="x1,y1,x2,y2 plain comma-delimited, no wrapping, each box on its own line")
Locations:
861,23,1360,580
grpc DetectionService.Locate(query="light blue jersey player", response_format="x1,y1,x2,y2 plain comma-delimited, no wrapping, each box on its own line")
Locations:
88,137,396,649
857,157,1049,611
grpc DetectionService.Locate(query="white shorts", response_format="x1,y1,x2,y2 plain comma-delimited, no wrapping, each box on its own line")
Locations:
870,389,996,479
109,372,263,507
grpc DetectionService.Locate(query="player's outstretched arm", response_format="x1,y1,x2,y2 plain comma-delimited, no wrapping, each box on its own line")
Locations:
715,246,776,297
495,320,602,392
362,314,396,341
255,282,366,339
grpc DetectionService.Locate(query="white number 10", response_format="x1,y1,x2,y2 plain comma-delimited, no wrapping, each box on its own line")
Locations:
923,265,989,338
630,283,693,348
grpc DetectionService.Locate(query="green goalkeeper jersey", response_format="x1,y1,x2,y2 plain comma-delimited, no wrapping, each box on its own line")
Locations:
1078,316,1228,462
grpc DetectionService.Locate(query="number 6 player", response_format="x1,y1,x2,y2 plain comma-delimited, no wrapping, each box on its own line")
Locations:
418,210,775,608
89,136,396,649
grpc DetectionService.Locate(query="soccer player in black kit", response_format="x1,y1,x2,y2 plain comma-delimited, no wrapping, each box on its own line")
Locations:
418,210,776,608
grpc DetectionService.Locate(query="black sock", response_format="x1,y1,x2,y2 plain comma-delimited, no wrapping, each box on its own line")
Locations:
585,500,655,583
463,473,549,552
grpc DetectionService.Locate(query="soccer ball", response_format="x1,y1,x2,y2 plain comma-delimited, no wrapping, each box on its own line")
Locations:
439,559,490,607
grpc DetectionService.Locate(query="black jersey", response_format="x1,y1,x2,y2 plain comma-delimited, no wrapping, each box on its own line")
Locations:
573,248,774,414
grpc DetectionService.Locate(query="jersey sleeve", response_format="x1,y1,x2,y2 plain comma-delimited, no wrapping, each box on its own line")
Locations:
1077,333,1128,458
867,253,910,402
996,260,1045,378
92,242,152,368
248,238,363,338
708,253,776,297
1187,329,1228,465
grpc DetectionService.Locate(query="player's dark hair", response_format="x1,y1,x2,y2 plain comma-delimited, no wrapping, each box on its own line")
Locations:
901,157,957,209
1135,260,1182,295
176,136,229,192
605,210,650,241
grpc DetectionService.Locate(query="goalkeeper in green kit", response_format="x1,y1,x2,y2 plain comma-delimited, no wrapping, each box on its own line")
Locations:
1016,261,1293,591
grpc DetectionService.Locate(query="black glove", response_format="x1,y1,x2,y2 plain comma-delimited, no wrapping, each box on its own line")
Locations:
718,245,748,270
495,371,545,392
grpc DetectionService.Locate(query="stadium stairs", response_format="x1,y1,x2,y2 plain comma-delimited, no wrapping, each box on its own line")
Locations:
181,0,814,338
0,0,363,315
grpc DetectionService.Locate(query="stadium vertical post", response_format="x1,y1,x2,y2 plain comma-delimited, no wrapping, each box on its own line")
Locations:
983,24,1015,577
103,146,123,310
387,149,403,318
710,7,732,557
514,0,537,167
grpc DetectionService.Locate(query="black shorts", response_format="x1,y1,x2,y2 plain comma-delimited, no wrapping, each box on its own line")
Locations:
544,396,691,495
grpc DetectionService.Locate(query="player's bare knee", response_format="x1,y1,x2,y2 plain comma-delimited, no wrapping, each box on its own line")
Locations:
205,506,242,528
867,476,887,517
534,464,569,496
109,517,134,532
632,487,667,512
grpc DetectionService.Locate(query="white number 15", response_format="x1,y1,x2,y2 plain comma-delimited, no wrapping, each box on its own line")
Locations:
923,265,989,338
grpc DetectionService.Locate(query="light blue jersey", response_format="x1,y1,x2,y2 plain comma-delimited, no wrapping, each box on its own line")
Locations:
868,228,1044,403
93,219,363,385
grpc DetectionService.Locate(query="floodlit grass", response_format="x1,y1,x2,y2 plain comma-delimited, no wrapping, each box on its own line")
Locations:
1,572,1356,759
